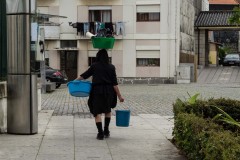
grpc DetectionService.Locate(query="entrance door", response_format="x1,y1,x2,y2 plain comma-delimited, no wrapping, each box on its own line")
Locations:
60,51,78,81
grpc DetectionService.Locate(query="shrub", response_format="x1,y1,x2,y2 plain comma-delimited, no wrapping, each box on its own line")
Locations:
203,131,240,160
173,97,240,132
173,113,240,160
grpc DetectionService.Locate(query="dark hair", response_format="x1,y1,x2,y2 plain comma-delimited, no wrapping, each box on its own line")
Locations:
96,49,109,64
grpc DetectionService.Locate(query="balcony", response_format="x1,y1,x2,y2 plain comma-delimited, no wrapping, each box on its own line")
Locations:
37,13,67,40
39,24,60,40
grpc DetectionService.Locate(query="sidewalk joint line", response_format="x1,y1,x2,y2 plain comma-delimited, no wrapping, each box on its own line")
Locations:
35,111,53,160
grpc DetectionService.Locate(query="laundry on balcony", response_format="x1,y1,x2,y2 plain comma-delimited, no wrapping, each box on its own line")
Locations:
69,21,126,37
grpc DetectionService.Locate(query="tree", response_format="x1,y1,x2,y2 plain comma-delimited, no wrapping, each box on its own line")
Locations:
229,7,240,25
229,0,240,25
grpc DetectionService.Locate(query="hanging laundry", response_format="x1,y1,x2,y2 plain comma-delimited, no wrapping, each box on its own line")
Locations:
83,22,89,36
104,22,113,37
116,22,125,36
95,22,105,34
77,22,84,36
89,22,95,34
105,22,114,33
72,23,77,28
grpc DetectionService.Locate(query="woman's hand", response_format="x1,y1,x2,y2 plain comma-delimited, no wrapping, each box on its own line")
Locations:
75,76,83,81
113,85,124,102
118,96,124,102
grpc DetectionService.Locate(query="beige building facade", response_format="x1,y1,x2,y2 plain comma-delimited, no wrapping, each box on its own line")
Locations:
37,0,208,84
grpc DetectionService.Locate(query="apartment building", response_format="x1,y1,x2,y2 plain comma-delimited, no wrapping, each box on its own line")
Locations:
37,0,208,83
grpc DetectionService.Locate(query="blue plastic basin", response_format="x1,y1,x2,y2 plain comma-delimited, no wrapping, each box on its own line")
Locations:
67,80,92,97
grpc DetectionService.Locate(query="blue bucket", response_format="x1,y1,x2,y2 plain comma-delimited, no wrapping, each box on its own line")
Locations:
115,110,131,127
67,80,92,97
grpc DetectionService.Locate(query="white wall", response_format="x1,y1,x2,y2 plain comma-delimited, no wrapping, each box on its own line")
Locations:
0,82,7,133
159,0,179,77
37,0,59,6
77,0,122,5
59,0,77,39
121,0,180,78
0,98,7,133
49,50,60,69
123,40,136,77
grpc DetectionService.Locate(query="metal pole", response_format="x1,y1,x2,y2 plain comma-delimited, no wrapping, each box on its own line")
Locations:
6,0,38,134
0,0,7,81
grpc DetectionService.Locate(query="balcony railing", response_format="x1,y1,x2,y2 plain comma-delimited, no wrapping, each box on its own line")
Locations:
39,25,60,40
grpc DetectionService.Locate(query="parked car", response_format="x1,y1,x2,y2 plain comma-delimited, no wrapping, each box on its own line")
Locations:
223,54,240,66
45,66,68,88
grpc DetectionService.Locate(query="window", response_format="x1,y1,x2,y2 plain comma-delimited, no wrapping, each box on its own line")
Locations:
137,13,160,21
89,10,112,22
136,5,160,22
60,40,77,48
88,57,112,66
137,58,160,66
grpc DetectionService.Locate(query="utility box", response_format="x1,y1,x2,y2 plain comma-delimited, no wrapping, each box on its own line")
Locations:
176,66,191,84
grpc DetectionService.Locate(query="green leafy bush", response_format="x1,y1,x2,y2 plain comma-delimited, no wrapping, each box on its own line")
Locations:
173,96,240,159
174,98,240,120
173,113,240,160
173,97,240,132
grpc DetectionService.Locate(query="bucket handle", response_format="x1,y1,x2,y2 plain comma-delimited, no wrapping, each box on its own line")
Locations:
114,99,131,111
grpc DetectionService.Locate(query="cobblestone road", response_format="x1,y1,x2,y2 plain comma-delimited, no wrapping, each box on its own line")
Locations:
41,83,240,117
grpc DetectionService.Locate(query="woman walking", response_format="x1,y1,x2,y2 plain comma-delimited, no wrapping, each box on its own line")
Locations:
76,49,124,140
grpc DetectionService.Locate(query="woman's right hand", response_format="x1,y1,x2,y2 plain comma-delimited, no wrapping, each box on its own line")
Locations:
118,96,124,102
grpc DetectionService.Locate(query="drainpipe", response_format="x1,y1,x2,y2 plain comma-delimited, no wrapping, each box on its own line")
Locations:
198,28,200,66
174,0,179,84
205,29,209,67
167,0,171,80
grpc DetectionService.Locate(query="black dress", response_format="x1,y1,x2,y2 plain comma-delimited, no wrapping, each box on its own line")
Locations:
80,62,118,117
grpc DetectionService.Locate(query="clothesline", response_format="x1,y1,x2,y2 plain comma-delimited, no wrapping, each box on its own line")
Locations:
70,21,127,36
69,21,128,24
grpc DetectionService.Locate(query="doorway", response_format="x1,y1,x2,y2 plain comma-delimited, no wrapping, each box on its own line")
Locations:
60,51,78,81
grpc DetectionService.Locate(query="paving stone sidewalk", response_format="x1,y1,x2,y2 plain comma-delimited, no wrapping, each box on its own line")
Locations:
0,110,186,160
42,83,240,117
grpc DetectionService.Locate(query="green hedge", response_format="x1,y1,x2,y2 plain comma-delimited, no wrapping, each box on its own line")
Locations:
173,113,240,160
173,98,240,132
173,97,240,159
174,98,240,120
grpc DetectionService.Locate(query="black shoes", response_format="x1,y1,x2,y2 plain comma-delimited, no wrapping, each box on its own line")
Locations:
96,133,104,140
104,130,110,138
96,131,110,140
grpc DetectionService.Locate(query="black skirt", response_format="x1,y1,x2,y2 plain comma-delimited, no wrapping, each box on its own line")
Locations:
88,85,117,117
